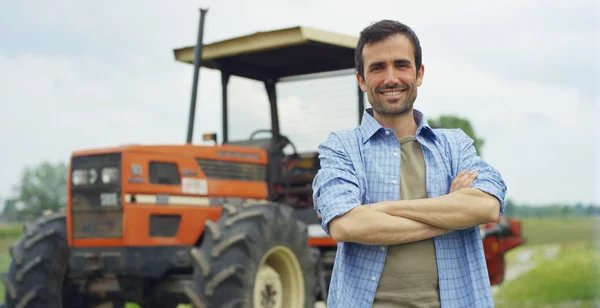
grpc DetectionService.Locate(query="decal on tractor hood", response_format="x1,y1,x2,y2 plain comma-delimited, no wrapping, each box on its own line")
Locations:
182,177,208,195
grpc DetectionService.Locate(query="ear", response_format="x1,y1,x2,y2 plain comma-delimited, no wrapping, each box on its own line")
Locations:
416,64,425,86
356,72,367,92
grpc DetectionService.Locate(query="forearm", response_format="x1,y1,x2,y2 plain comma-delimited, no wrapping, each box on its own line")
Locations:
383,188,500,230
329,206,451,245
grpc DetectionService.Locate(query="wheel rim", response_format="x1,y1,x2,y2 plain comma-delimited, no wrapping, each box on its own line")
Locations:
253,245,304,308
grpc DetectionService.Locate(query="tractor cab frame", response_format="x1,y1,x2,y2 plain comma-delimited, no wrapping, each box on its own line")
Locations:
173,17,365,146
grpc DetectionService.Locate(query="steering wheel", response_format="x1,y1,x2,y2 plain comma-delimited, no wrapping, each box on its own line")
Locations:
249,129,275,140
249,129,298,156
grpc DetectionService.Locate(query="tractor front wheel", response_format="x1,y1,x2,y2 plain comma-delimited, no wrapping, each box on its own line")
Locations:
185,203,317,308
0,212,85,308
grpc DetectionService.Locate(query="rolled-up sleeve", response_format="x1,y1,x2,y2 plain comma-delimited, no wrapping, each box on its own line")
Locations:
456,130,508,215
312,133,362,235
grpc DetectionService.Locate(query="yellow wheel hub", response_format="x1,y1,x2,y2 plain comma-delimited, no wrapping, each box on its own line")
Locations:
253,245,304,308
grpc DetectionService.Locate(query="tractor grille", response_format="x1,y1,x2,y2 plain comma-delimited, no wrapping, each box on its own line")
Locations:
196,158,266,181
70,153,123,239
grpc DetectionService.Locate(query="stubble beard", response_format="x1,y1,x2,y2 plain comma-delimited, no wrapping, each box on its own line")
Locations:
369,88,417,117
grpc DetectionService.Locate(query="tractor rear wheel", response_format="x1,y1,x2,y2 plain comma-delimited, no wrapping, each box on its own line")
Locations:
184,203,317,308
0,212,86,308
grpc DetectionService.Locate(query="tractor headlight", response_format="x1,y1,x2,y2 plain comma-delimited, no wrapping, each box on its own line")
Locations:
102,167,119,184
72,169,88,186
72,168,101,185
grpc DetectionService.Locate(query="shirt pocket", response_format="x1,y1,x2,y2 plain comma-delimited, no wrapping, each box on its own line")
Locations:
423,147,453,196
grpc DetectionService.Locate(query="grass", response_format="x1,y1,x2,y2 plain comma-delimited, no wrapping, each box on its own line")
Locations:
515,217,597,245
0,224,23,238
495,241,599,307
493,217,599,307
0,236,20,303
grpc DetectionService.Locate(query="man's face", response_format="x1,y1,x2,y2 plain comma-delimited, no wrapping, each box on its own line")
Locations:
357,34,424,117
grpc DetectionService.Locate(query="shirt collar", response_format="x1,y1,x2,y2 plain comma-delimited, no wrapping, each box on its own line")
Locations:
359,108,436,143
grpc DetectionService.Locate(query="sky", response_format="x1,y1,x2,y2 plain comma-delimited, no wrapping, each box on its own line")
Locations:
0,0,598,206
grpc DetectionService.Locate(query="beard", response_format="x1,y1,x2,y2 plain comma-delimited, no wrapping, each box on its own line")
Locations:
368,84,417,116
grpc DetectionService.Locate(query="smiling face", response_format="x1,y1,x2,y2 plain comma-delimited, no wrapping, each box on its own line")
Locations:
357,34,424,117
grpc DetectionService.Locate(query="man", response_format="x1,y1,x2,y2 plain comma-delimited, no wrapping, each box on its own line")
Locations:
312,20,507,308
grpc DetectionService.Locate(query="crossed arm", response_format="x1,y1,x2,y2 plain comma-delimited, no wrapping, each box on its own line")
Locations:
369,182,500,231
313,132,506,246
328,171,494,245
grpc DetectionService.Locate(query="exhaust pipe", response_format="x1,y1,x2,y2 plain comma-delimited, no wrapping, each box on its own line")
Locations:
186,8,208,144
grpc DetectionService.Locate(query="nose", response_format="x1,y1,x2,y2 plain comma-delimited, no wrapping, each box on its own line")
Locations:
383,66,398,86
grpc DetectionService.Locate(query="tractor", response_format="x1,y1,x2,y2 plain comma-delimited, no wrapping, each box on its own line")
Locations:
1,9,523,308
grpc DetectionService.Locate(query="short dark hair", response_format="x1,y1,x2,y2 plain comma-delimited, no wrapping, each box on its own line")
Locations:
355,20,422,79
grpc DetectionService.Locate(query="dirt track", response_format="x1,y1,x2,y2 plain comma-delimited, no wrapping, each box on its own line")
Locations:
492,245,560,295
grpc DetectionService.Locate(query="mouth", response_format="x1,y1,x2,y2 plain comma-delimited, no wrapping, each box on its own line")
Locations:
379,89,406,98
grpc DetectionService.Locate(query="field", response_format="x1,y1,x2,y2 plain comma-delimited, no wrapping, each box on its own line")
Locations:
515,217,597,245
494,217,599,307
0,218,597,307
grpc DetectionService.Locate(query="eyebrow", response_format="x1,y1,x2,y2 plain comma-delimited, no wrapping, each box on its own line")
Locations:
368,59,412,69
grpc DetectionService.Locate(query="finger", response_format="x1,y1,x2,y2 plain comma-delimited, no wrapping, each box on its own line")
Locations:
462,171,478,187
451,170,467,189
457,170,473,186
454,170,475,189
452,170,468,189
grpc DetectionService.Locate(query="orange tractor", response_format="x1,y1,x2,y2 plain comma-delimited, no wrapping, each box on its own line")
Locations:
2,9,523,308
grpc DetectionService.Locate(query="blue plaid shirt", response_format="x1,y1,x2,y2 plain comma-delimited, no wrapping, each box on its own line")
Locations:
312,108,507,308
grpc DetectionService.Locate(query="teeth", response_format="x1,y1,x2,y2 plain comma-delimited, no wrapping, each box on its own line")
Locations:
382,91,402,96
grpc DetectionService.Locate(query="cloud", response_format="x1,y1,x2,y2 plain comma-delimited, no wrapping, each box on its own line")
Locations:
417,59,595,205
0,52,224,198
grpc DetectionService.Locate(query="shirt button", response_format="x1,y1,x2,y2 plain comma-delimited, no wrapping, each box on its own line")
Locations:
393,152,398,156
385,131,390,135
380,246,386,251
371,276,377,281
391,180,397,184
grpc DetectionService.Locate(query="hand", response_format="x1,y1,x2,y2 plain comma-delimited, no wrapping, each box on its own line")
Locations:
450,170,477,193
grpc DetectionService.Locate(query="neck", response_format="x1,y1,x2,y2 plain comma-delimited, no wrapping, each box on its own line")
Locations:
373,109,418,139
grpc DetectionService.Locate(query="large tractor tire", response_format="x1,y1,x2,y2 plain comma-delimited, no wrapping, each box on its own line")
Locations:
185,203,317,308
0,212,87,308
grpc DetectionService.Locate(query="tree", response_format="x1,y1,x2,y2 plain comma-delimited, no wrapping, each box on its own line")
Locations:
503,198,516,217
2,198,18,215
16,161,68,217
561,205,570,218
587,204,596,216
428,115,485,156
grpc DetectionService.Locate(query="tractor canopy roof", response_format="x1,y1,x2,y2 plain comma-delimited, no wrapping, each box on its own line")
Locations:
173,26,358,81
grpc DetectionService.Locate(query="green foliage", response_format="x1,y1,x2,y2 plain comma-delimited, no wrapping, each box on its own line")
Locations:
428,115,485,155
15,161,68,218
0,236,21,303
507,202,600,218
495,217,599,307
495,242,599,306
0,224,23,238
2,199,17,215
503,199,517,217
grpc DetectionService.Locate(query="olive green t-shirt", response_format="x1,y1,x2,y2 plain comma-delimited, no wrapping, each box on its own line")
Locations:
372,135,441,308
